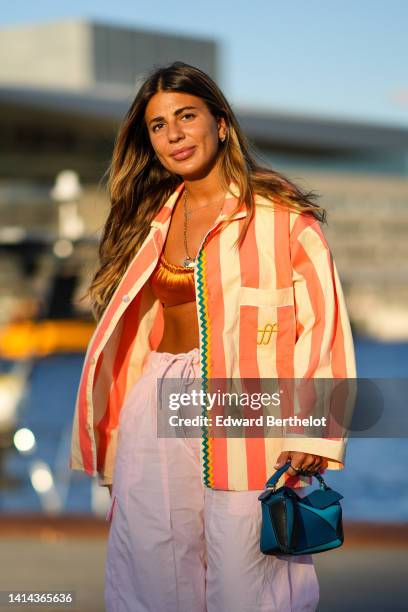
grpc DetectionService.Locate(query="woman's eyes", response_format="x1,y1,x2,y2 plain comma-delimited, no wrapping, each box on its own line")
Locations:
152,113,195,132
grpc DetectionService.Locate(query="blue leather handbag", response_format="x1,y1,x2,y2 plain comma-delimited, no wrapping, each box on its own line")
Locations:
258,460,344,555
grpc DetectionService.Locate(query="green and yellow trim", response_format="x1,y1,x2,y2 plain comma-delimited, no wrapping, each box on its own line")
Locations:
196,247,214,488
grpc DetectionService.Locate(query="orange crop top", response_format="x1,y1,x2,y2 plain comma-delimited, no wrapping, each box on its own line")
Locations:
150,251,196,307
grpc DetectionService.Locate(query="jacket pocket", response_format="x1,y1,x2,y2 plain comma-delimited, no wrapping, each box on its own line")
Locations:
239,286,294,308
238,287,295,357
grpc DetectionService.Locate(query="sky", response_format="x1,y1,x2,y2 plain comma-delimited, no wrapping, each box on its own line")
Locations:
1,0,408,128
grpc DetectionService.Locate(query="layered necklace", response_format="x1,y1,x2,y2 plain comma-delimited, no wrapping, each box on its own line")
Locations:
182,189,225,268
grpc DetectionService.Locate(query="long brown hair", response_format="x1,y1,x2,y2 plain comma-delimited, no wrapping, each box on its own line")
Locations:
86,61,325,321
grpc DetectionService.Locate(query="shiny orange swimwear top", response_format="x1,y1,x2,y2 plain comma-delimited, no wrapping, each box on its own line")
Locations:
150,251,195,307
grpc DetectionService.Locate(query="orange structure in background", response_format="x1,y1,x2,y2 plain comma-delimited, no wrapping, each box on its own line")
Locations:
0,320,95,359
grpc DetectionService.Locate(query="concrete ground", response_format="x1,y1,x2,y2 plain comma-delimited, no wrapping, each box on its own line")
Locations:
0,518,407,611
0,538,106,612
314,549,408,612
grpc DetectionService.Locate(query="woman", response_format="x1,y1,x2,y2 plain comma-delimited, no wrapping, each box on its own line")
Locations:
70,61,356,611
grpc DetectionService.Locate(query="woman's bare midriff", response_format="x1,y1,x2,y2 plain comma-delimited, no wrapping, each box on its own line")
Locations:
156,300,199,353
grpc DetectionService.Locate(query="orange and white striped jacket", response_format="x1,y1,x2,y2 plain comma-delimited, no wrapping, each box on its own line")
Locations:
69,181,356,490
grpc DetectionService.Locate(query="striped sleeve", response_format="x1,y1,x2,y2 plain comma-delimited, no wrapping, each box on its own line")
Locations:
280,212,357,469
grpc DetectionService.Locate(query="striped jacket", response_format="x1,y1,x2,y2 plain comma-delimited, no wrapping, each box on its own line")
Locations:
69,181,356,490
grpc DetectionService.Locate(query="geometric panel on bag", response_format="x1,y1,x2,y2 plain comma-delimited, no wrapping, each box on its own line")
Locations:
268,499,289,547
297,505,336,549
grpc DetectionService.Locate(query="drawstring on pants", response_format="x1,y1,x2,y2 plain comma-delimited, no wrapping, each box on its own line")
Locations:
157,350,199,421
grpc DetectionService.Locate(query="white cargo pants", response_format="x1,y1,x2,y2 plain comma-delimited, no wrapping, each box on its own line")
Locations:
105,348,320,612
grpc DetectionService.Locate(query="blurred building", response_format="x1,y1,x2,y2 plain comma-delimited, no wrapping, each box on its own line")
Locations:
0,19,217,93
0,19,408,339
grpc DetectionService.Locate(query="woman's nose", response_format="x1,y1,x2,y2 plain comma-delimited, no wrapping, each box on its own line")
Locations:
167,121,185,142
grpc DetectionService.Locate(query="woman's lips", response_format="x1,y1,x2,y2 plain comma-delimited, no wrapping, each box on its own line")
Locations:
171,146,196,160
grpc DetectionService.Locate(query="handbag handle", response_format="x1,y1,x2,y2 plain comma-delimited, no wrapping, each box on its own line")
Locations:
265,460,329,491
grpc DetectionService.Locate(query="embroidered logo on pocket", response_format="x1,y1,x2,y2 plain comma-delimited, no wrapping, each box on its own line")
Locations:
257,322,278,345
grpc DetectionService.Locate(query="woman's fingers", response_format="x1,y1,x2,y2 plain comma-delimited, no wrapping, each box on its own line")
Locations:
286,452,308,476
287,452,325,476
275,451,329,476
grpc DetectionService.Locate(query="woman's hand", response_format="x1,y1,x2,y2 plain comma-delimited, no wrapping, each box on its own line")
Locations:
274,451,328,477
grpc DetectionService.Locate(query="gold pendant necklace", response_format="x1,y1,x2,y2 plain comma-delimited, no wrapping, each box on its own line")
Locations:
183,190,196,268
183,190,224,268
